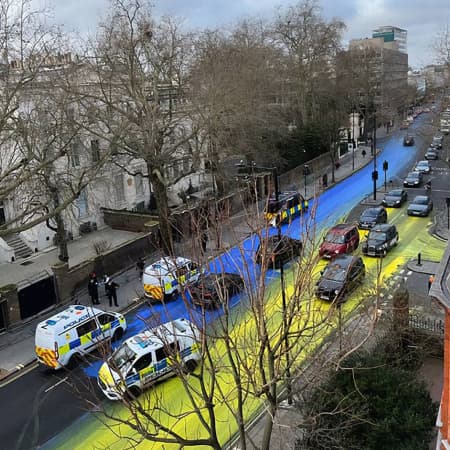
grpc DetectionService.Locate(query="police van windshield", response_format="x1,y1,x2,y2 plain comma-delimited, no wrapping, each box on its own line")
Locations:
111,343,136,370
265,199,280,214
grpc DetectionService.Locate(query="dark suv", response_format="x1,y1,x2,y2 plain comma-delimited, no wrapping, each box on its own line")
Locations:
361,224,399,257
358,207,387,230
315,255,365,303
319,224,359,259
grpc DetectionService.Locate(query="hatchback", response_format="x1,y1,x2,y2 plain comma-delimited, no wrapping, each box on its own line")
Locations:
255,235,302,269
358,207,387,230
319,223,359,259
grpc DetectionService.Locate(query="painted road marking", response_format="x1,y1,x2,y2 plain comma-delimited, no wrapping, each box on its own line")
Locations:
44,377,68,393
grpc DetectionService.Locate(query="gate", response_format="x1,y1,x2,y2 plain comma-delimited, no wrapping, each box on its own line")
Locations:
17,272,57,320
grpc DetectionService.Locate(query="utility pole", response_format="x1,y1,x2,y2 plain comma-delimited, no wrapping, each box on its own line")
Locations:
372,111,378,200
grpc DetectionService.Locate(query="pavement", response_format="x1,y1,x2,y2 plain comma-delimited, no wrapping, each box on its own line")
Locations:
0,118,447,445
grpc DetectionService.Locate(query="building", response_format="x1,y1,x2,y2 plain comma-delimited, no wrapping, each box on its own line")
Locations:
372,26,407,54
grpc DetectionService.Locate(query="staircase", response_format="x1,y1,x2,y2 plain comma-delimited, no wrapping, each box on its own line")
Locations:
3,233,33,260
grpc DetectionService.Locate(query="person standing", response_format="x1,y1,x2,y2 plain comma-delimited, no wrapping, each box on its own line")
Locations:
105,276,120,307
88,272,100,305
136,257,145,281
428,274,435,291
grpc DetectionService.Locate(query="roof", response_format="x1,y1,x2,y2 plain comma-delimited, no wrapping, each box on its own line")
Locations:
145,257,193,276
327,223,357,234
370,224,394,232
37,305,101,331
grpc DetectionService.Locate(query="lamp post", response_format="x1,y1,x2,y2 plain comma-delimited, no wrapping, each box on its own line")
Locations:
303,164,309,197
271,167,293,405
372,111,378,200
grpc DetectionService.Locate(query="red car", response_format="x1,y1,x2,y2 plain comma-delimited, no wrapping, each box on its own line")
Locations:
319,224,359,259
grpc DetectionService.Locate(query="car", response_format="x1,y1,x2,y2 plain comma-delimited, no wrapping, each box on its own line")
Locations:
255,235,303,269
425,148,438,160
319,223,359,259
315,255,365,303
400,120,409,130
358,206,388,230
414,160,431,174
403,135,414,146
431,135,443,149
381,189,408,208
187,273,244,308
407,195,433,217
361,224,399,257
403,171,423,187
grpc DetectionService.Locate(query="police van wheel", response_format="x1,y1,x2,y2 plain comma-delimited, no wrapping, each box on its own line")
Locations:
67,353,81,370
184,359,198,373
171,289,179,301
126,385,141,400
112,328,124,342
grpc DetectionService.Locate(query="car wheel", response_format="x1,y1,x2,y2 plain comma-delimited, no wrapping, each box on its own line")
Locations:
126,385,142,400
183,359,198,373
112,328,124,342
171,289,179,301
67,353,81,370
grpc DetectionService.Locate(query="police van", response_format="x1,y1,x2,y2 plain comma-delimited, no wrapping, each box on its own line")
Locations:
97,318,201,400
143,256,201,301
35,305,127,370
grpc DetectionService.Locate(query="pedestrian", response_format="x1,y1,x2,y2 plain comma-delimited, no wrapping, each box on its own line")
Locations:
428,274,435,291
322,173,328,188
105,276,120,307
87,272,100,305
362,149,366,158
200,230,208,253
136,257,145,281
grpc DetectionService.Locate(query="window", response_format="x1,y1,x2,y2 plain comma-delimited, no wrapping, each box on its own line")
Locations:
91,140,100,162
98,313,115,326
135,173,144,196
133,353,153,372
76,319,97,338
70,141,80,167
114,173,125,202
76,189,88,218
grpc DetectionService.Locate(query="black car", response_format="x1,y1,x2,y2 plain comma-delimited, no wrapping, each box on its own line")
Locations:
403,135,415,146
403,171,423,187
431,135,443,149
381,189,408,208
315,255,365,303
255,235,302,269
188,273,244,308
358,206,388,230
425,148,438,160
361,224,399,257
407,195,433,217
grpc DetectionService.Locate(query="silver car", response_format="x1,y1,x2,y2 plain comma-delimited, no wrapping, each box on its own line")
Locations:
414,160,431,174
407,195,433,217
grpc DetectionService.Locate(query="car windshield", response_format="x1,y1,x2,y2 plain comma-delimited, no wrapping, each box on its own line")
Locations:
369,231,387,240
362,209,378,218
111,343,136,370
387,190,402,197
323,264,347,282
407,172,419,178
414,197,429,205
324,232,345,244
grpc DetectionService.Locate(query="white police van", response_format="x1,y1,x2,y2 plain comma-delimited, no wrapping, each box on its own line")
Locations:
142,256,201,301
35,305,127,370
97,318,201,400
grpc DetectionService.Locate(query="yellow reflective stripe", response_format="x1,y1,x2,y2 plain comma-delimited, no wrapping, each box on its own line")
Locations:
140,366,156,379
80,334,92,345
102,322,111,332
179,274,186,284
164,280,172,291
191,343,199,353
59,343,70,355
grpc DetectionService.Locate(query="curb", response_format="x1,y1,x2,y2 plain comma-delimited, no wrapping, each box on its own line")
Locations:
0,358,37,385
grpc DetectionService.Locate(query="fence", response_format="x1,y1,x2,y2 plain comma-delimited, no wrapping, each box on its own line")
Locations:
409,315,445,336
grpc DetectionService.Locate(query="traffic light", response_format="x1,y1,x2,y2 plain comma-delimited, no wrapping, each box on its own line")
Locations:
383,160,388,172
372,170,378,181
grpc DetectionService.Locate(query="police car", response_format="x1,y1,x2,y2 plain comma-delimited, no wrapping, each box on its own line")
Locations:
142,257,201,301
35,305,127,370
97,318,201,400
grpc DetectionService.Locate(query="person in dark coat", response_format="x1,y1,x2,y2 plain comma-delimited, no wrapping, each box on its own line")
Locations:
88,272,100,305
136,257,145,281
105,276,119,307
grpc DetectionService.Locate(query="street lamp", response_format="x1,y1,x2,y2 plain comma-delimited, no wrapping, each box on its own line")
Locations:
302,164,310,197
372,111,378,200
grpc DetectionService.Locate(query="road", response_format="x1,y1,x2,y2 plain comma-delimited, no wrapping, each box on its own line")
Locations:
0,112,447,449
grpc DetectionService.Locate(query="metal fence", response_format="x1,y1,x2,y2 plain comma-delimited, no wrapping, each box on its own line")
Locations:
409,315,445,336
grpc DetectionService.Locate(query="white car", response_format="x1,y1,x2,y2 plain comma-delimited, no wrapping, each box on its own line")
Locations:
414,160,431,174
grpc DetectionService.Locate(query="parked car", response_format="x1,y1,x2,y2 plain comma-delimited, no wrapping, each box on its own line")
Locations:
400,120,409,130
381,189,408,208
431,135,443,149
403,171,423,187
361,224,399,257
414,160,431,174
315,255,365,303
255,235,302,269
403,135,415,146
319,223,359,259
425,148,438,160
358,206,387,230
407,195,433,217
188,273,244,308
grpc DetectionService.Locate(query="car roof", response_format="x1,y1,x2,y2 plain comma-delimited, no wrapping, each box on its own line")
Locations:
361,206,384,214
328,254,360,268
407,171,421,176
327,223,357,234
37,305,102,332
370,224,394,232
412,195,429,202
417,160,429,165
145,257,194,276
386,189,404,195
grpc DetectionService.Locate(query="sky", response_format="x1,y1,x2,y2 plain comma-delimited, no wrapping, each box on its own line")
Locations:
39,0,450,68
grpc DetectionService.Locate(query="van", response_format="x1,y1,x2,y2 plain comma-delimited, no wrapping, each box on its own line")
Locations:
143,257,201,301
35,305,127,370
97,318,201,400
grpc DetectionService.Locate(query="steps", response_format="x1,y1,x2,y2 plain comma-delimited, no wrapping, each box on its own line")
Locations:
2,233,33,260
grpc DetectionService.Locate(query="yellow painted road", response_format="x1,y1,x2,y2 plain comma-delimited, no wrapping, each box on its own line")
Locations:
47,205,446,449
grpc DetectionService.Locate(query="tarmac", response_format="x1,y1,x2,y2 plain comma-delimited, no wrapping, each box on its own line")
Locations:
0,118,447,446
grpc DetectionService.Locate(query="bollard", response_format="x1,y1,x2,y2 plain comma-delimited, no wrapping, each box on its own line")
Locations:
417,252,422,266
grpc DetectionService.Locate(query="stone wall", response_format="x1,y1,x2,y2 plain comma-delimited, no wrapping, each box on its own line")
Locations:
102,208,159,233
